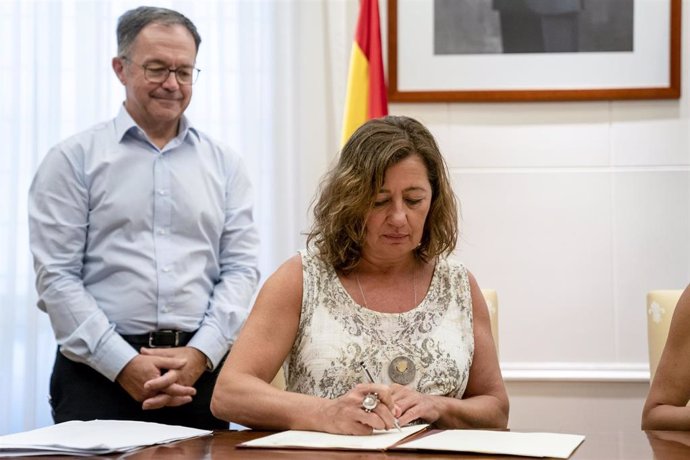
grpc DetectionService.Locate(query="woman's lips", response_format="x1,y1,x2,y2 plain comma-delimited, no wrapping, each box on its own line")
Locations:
384,234,408,241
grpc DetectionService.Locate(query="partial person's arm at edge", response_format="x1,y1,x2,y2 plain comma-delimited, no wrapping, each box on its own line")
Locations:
642,284,690,430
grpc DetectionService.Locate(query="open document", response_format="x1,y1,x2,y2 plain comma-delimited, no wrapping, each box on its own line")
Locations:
396,429,585,459
239,424,428,451
0,420,211,457
241,426,584,458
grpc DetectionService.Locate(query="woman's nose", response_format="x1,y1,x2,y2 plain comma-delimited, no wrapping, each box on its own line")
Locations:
388,204,406,226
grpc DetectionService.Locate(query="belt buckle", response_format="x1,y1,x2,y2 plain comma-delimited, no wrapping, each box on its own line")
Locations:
148,330,180,348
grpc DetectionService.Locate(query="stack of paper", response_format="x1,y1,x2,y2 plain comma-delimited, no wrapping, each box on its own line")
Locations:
0,420,211,457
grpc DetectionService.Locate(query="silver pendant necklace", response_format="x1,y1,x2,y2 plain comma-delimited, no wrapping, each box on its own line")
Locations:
355,265,418,385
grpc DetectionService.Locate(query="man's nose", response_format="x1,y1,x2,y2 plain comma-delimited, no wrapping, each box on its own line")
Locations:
161,71,180,90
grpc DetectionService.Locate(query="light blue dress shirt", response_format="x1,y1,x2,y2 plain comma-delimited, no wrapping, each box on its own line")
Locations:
29,106,260,381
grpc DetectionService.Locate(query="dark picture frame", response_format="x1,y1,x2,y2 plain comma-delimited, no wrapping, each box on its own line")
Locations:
388,0,681,102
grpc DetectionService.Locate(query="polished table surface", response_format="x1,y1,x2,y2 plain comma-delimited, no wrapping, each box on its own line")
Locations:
10,428,690,459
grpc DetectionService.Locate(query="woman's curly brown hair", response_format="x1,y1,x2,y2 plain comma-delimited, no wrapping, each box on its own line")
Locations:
307,116,459,273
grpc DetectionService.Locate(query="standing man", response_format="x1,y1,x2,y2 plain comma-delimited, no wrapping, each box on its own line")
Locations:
28,7,259,430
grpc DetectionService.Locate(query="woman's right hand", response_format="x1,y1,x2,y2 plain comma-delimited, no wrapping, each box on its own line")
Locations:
319,383,400,435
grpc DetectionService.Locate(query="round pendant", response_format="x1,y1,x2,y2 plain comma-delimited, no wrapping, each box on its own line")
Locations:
388,356,416,385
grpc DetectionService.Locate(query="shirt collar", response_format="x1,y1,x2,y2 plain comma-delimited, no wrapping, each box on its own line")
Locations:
114,104,200,145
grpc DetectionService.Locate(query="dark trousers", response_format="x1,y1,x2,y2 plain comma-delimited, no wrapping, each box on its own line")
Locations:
49,350,228,430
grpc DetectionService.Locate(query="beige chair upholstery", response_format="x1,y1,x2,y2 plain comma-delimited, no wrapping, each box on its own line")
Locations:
481,289,499,357
647,289,684,380
270,366,287,390
269,289,500,390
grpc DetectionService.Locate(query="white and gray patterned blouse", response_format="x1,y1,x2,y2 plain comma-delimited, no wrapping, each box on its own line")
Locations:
285,250,474,400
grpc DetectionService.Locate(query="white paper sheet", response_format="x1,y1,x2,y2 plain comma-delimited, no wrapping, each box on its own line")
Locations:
396,429,585,459
240,424,428,451
0,420,212,457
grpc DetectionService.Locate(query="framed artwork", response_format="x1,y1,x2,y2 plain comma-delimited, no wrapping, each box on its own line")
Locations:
387,0,681,102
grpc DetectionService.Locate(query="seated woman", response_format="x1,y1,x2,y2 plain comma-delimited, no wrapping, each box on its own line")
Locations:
211,116,508,434
642,284,690,430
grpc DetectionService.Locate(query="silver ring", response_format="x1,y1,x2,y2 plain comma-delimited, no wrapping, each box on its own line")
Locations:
361,392,379,412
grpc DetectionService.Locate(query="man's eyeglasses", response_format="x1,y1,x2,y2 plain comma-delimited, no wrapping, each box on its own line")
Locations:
121,56,201,85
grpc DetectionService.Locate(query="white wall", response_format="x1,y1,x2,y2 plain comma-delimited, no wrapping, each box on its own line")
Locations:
317,0,690,434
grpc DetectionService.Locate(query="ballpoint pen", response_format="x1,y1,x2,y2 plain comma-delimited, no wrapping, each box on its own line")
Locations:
360,361,402,432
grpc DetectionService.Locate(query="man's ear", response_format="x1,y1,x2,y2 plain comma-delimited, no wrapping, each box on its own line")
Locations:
112,57,126,85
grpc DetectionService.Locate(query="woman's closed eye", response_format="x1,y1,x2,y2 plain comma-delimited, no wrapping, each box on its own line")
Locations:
373,199,389,207
373,197,424,208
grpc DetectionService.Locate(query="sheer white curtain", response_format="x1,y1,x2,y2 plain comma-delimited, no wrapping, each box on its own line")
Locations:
0,0,349,435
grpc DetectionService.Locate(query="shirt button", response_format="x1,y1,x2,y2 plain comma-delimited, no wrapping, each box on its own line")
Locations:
161,305,169,313
157,229,166,235
157,189,167,196
162,266,171,273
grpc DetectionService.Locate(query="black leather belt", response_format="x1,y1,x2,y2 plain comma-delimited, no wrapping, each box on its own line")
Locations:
121,330,195,348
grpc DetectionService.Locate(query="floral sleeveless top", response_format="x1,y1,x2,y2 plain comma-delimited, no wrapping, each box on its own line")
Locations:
285,250,474,399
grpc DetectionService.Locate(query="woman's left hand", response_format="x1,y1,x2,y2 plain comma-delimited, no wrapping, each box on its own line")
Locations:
390,384,440,426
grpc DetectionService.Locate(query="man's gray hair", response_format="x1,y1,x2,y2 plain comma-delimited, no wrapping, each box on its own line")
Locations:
117,6,201,57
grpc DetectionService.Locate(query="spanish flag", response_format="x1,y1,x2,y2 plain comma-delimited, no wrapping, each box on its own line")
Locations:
341,0,388,145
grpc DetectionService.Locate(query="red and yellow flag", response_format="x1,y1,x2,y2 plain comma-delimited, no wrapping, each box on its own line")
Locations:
341,0,388,145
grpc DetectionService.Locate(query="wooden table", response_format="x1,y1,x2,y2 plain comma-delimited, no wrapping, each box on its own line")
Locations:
10,429,690,459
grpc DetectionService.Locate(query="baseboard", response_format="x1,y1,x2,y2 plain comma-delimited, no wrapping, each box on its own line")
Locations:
500,362,650,382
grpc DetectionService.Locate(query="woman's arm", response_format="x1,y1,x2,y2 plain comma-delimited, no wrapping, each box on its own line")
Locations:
392,271,509,428
210,255,398,434
642,284,690,430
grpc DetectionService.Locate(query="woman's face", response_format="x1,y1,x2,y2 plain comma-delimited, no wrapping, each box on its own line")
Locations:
362,155,433,262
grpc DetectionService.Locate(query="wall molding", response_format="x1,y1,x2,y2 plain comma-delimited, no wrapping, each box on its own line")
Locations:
500,362,650,383
453,165,690,174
